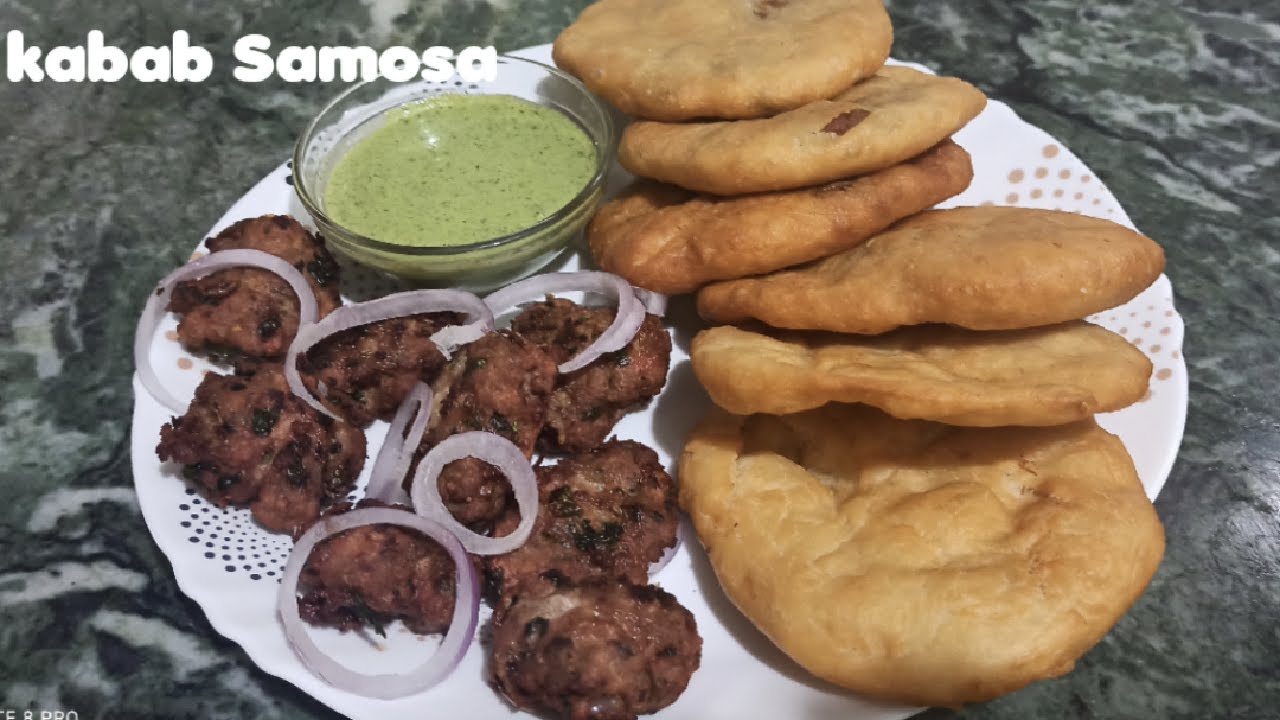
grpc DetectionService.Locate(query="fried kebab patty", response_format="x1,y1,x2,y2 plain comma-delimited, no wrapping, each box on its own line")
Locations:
490,581,701,720
297,501,456,635
486,440,678,600
297,312,463,427
168,215,343,361
405,331,557,530
156,364,365,535
510,298,670,454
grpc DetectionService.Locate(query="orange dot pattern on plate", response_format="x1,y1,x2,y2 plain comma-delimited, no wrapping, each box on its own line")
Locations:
165,330,180,342
1156,369,1173,381
1001,152,1114,215
178,358,194,370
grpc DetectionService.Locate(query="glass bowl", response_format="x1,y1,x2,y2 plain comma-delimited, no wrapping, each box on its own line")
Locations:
293,56,615,292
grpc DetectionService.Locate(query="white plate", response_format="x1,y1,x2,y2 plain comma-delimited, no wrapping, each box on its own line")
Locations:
130,44,1188,720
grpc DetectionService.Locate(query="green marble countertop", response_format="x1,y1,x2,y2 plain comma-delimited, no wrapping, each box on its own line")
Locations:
2,0,1277,718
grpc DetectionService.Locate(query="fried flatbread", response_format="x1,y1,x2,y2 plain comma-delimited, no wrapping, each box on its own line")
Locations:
552,0,893,122
619,66,986,195
679,406,1164,706
589,141,973,294
698,207,1166,332
691,323,1152,425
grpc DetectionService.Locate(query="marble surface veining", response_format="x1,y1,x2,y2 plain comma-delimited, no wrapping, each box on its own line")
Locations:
1,0,1277,718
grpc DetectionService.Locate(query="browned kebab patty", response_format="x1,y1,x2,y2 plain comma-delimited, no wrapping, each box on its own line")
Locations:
156,364,365,536
168,215,343,361
296,501,456,636
485,440,678,601
510,298,671,454
296,312,463,427
404,331,558,530
490,581,701,720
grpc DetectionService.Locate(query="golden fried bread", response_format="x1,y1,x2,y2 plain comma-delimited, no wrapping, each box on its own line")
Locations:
691,322,1152,425
619,66,986,195
698,207,1166,333
679,406,1165,706
552,0,892,122
589,141,973,294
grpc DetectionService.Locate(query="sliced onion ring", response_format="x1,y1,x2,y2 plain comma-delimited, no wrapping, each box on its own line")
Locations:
286,289,493,418
632,288,668,318
134,248,319,414
484,271,646,374
278,507,479,699
364,383,434,506
409,432,537,555
429,322,489,352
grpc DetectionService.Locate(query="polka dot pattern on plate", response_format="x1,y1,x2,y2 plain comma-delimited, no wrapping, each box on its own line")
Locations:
989,146,1119,214
176,488,293,580
1087,290,1184,405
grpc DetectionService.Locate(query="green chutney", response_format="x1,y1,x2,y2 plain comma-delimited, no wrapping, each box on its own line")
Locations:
324,94,597,247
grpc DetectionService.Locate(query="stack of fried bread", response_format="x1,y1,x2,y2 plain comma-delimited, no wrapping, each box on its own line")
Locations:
680,209,1171,708
556,0,985,294
683,206,1167,708
555,0,1168,709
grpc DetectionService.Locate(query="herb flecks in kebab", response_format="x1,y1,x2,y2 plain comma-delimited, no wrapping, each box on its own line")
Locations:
490,581,700,720
296,501,457,636
296,311,463,426
280,430,539,696
485,440,678,600
156,364,365,536
511,297,671,453
283,288,494,420
405,331,557,531
168,215,342,360
278,507,479,699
